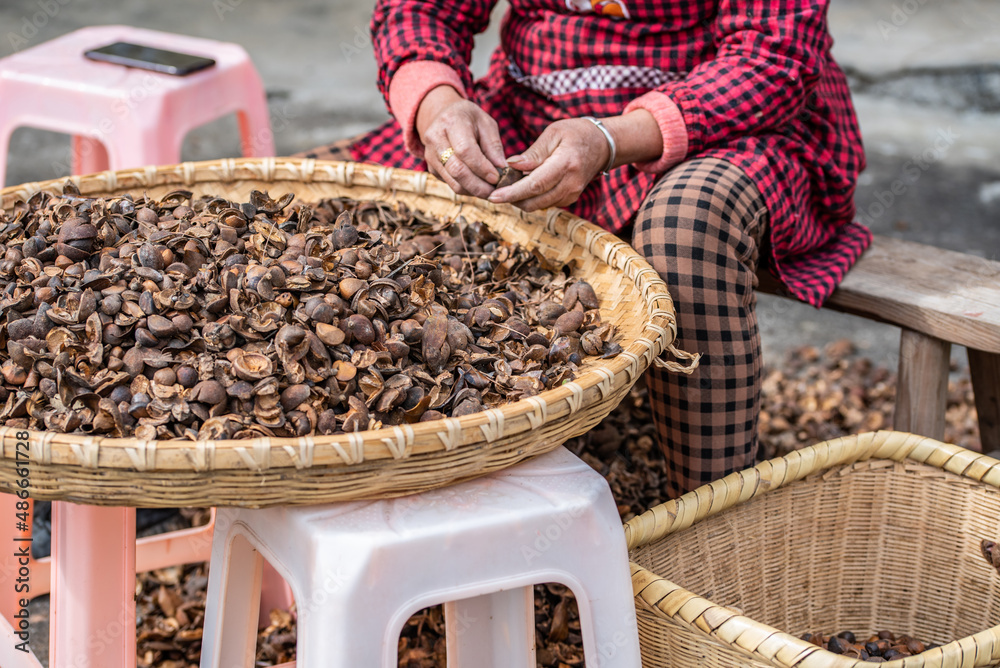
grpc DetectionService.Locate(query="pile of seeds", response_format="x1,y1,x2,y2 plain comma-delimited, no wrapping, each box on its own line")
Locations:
0,185,619,440
801,630,939,662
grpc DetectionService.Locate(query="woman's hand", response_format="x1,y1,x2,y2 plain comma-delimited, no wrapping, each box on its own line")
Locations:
416,85,507,198
487,119,610,212
489,110,663,212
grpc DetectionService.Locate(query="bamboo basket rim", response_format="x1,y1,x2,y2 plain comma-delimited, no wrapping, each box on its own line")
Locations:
625,430,1000,668
0,157,698,477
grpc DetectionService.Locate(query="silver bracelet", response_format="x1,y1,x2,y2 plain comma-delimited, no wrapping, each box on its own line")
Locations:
581,116,617,175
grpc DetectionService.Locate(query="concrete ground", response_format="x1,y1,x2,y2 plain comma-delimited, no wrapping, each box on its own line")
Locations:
1,2,998,663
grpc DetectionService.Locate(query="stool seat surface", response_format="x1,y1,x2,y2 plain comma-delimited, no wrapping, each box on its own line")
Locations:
0,25,248,94
0,26,274,189
274,446,606,535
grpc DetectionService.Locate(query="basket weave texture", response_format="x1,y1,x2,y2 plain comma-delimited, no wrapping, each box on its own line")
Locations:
626,430,1000,668
0,158,694,507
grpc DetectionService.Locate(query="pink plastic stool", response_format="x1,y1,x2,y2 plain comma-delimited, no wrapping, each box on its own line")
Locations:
200,447,642,668
0,500,219,667
0,25,281,667
0,24,274,185
0,500,292,667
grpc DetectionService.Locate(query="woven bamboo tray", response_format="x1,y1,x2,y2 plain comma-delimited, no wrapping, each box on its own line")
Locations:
625,430,1000,667
0,158,695,507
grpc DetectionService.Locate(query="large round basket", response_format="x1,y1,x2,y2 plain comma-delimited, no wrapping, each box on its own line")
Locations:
0,158,695,507
625,430,1000,667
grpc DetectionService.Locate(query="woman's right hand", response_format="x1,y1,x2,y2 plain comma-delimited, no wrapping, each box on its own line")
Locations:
416,85,507,198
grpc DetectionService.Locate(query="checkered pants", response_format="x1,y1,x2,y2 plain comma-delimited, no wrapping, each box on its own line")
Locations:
298,141,768,498
633,157,768,497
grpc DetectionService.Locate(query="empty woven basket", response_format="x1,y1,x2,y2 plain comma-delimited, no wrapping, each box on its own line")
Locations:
0,158,695,507
626,430,1000,667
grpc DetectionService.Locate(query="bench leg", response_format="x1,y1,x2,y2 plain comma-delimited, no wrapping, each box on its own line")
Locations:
895,329,951,440
969,348,1000,452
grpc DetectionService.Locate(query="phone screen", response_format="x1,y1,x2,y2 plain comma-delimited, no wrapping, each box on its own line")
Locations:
84,42,216,76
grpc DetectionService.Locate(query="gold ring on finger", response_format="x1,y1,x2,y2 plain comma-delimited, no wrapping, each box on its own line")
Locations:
438,147,455,166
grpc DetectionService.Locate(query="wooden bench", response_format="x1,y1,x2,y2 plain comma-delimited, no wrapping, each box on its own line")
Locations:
759,235,1000,450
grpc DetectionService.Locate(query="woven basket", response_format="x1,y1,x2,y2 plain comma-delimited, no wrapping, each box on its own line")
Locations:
626,430,1000,668
0,158,695,507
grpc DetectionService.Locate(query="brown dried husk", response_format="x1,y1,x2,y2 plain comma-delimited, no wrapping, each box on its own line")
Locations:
0,159,694,507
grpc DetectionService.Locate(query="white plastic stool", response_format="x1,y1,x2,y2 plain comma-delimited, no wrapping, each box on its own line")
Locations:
0,24,274,185
200,446,642,668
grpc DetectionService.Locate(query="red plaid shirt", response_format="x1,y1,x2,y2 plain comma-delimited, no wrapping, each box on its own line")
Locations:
349,0,871,307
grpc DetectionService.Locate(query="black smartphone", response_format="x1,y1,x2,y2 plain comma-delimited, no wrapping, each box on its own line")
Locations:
84,42,216,76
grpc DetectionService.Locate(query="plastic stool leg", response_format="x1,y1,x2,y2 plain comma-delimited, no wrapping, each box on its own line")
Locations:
50,503,136,668
540,512,641,666
445,587,536,667
570,573,642,668
237,106,275,158
200,532,264,668
106,124,182,170
0,495,31,625
71,136,110,175
0,128,10,187
234,63,274,158
296,600,398,668
10,503,215,608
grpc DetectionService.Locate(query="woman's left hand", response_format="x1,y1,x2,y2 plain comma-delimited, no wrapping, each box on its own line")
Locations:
488,118,610,212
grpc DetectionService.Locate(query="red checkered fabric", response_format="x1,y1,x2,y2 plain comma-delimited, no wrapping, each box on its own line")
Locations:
342,0,871,307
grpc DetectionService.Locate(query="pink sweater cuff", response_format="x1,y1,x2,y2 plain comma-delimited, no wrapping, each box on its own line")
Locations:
388,61,468,158
623,91,689,173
